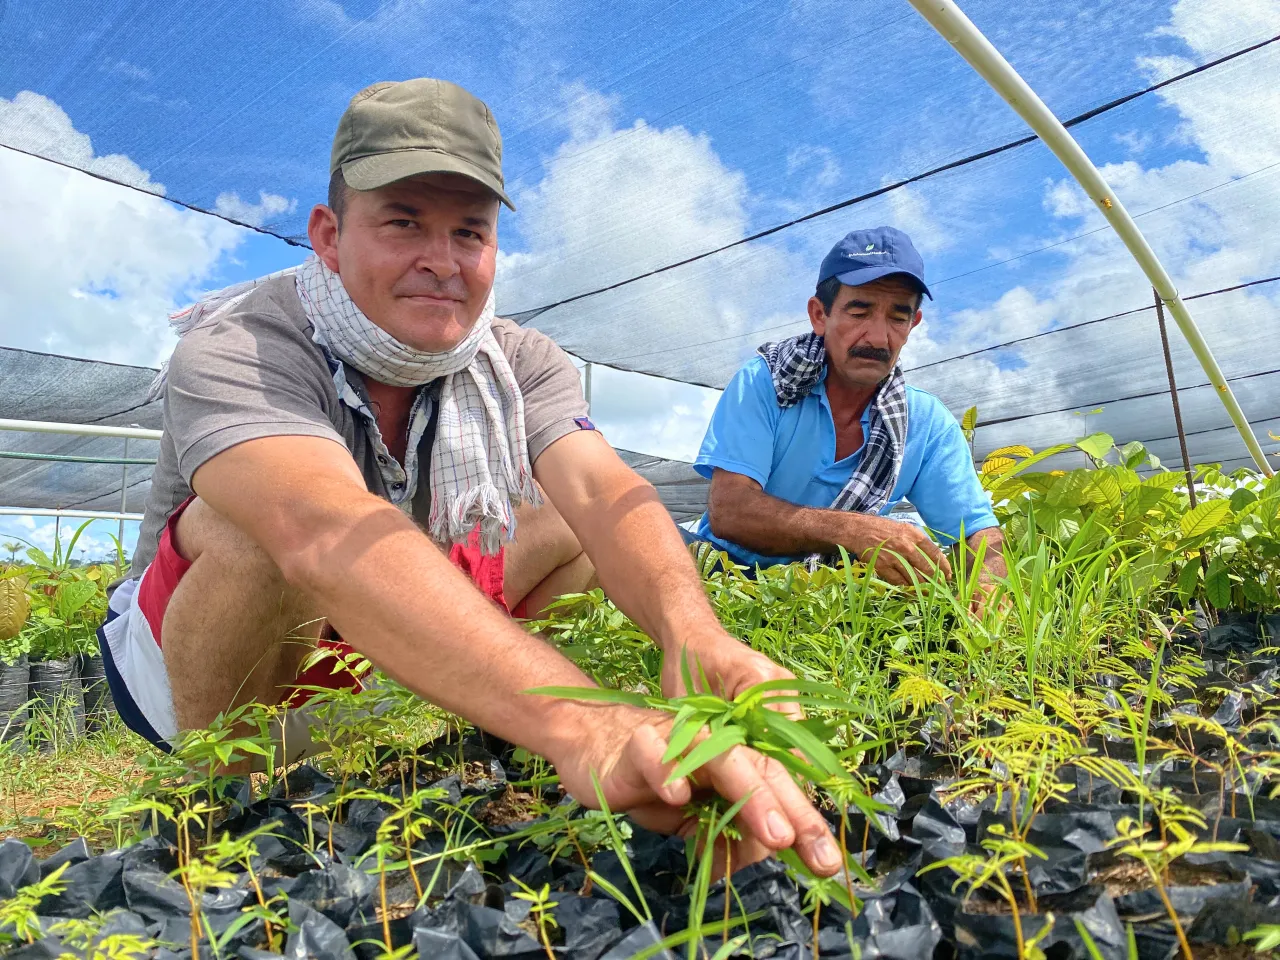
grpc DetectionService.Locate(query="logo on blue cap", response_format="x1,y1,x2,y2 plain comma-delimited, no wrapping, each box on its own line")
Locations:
818,226,932,300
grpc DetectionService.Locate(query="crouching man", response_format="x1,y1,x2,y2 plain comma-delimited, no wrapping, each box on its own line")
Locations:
97,78,841,876
685,226,1005,597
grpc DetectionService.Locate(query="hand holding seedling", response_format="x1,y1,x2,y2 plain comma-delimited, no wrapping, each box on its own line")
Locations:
551,706,845,879
839,512,952,586
535,663,876,880
660,633,803,721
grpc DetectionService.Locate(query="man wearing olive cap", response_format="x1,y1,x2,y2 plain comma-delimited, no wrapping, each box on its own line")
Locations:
686,226,1005,599
98,79,841,877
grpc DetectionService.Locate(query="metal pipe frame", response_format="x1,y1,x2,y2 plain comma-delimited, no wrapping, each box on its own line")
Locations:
0,506,144,521
907,0,1274,476
0,418,162,441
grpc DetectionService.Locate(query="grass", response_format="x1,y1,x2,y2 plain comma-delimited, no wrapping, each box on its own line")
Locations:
0,717,149,848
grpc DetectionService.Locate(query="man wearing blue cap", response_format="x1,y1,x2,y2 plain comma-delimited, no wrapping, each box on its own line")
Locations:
686,226,1004,591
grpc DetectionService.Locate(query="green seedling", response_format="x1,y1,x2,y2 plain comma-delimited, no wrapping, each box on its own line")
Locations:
1243,924,1280,953
922,824,1049,960
512,878,560,960
1109,815,1248,960
0,861,68,946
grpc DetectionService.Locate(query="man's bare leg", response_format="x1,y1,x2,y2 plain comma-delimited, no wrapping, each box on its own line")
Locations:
504,497,599,616
161,497,327,732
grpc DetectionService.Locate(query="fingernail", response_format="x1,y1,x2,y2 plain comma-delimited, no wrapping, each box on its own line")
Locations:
816,836,841,870
766,811,790,844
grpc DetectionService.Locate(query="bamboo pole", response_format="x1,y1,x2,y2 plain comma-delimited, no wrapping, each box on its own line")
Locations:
906,0,1273,476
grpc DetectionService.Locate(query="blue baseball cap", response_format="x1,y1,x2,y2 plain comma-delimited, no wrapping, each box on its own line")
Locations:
817,225,932,300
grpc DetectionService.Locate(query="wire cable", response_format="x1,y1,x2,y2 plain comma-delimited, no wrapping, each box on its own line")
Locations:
508,31,1280,322
974,365,1280,429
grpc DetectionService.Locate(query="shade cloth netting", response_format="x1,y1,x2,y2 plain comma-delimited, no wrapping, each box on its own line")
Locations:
0,346,711,519
0,0,1278,476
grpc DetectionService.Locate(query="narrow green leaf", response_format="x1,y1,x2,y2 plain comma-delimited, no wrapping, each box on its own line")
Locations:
525,685,654,709
666,726,747,784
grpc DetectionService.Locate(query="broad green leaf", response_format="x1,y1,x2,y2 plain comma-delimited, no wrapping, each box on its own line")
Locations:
1047,470,1092,508
1176,558,1201,601
1085,469,1124,509
986,445,1034,460
961,406,979,432
1118,440,1149,469
1179,499,1233,539
53,579,99,620
1076,432,1115,460
1242,577,1266,604
1230,487,1259,512
1123,483,1172,521
981,456,1016,476
1141,470,1182,489
1205,558,1233,608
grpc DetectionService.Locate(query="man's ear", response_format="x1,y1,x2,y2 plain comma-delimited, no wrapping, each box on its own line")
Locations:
807,296,828,337
910,309,923,331
307,204,342,273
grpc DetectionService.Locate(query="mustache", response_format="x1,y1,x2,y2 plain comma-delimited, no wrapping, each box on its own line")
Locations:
848,345,892,363
393,277,469,301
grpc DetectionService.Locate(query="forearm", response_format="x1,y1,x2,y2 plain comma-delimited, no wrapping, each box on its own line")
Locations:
561,471,724,651
285,491,604,763
710,482,850,557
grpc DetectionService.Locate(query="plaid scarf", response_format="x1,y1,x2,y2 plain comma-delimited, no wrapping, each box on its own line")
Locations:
757,330,909,522
154,256,539,554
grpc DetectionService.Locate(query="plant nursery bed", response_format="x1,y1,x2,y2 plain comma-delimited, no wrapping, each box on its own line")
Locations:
3,448,1280,958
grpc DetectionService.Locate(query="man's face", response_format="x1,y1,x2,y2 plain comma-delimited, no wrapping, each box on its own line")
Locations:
808,275,923,388
308,173,500,353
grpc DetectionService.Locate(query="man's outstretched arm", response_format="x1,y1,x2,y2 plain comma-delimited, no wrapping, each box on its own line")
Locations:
191,434,841,875
532,430,803,707
706,468,951,585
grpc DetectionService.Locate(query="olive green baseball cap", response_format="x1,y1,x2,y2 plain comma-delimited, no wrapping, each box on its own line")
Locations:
331,78,514,210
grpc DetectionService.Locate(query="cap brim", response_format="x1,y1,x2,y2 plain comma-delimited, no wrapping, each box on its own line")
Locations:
342,150,516,210
833,265,932,301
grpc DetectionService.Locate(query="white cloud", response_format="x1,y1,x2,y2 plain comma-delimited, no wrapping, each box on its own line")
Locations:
213,190,297,227
0,91,161,192
583,364,721,462
497,84,810,410
786,145,842,192
0,91,252,367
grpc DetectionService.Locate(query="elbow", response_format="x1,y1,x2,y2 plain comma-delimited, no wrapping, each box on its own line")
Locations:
706,496,742,543
273,495,410,594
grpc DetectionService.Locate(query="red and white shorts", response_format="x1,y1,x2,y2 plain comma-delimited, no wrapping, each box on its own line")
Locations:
98,497,518,749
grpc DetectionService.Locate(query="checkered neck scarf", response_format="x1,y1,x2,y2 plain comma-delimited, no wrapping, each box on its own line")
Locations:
154,255,539,554
757,331,909,521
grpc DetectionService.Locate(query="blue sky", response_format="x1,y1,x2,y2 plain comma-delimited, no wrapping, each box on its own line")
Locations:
1,0,1278,557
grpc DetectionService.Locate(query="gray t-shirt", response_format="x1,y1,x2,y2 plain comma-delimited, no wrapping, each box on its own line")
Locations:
131,275,588,575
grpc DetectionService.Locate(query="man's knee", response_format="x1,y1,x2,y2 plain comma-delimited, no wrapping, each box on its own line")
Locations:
173,497,286,584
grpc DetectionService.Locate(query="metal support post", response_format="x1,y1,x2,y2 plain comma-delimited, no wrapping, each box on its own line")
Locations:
118,437,130,561
1153,289,1198,507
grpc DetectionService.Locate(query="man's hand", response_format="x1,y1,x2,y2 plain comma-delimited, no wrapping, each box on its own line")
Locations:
552,705,843,878
835,512,952,586
963,527,1007,616
660,629,802,721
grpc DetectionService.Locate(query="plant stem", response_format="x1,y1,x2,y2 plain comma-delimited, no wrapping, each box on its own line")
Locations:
722,840,732,949
379,856,392,953
839,812,857,919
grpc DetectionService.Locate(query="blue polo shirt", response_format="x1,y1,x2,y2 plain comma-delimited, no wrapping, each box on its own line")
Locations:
692,356,998,568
